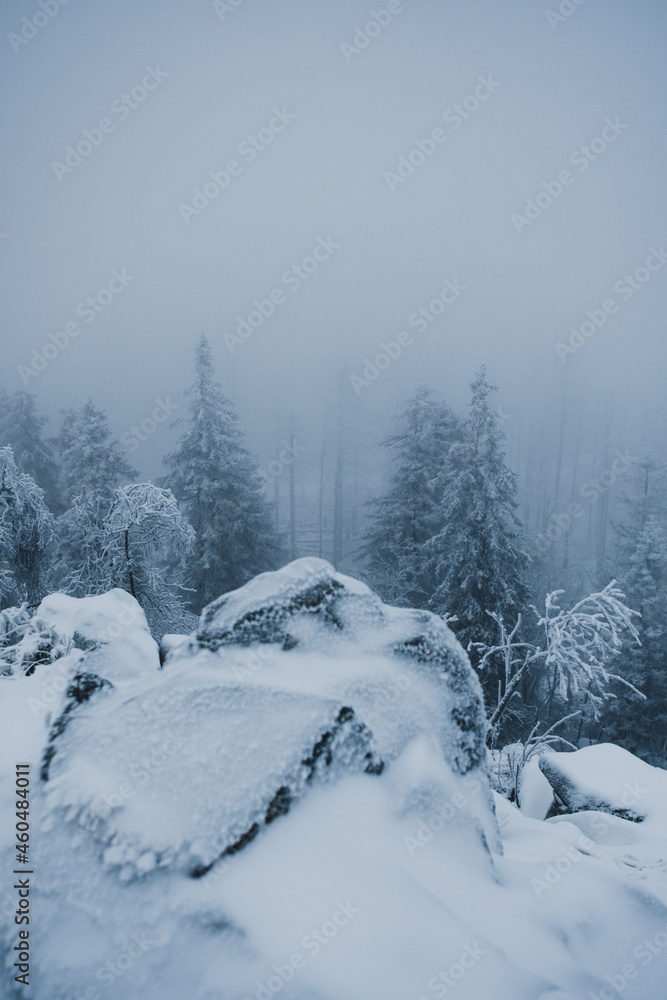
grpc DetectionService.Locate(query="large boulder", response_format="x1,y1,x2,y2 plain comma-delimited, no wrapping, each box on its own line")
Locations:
35,559,495,882
2,561,667,1000
539,743,667,830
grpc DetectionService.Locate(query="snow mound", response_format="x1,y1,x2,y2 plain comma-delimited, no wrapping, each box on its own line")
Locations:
520,755,556,821
3,564,667,999
37,589,151,645
539,744,667,828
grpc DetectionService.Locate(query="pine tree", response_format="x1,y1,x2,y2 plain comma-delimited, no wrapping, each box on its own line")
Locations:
58,397,136,504
428,368,529,674
0,390,60,510
363,386,463,608
0,446,54,607
602,459,667,764
52,398,137,602
162,335,282,609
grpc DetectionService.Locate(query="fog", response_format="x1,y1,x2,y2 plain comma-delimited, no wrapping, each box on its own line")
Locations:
2,0,666,577
4,8,667,994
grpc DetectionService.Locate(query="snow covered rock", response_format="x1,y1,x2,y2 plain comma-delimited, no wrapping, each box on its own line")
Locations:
34,559,494,883
539,744,667,827
36,589,159,682
3,562,667,1000
194,557,488,776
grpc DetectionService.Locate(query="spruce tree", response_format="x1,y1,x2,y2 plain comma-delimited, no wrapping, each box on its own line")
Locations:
57,396,136,504
428,367,529,673
52,398,137,601
602,459,667,764
162,335,282,609
363,386,462,608
0,390,60,511
0,446,54,607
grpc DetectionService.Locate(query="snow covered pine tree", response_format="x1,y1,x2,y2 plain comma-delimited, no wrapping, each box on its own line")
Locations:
162,335,282,610
363,385,463,608
0,446,54,606
427,367,529,696
0,389,60,511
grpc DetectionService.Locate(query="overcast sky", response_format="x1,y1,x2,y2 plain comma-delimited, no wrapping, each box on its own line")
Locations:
1,0,666,477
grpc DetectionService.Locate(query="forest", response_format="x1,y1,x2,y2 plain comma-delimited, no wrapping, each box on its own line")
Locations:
2,334,664,767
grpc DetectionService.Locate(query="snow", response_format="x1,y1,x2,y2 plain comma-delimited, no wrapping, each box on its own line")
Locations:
2,561,667,999
539,744,667,829
520,754,556,820
36,589,159,683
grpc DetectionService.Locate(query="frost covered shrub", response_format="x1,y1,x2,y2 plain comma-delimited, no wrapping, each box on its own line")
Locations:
0,603,72,676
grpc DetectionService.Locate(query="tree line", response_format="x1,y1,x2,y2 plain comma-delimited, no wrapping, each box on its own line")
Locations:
1,336,664,764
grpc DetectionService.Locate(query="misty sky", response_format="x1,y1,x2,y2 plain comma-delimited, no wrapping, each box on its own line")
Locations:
1,0,666,479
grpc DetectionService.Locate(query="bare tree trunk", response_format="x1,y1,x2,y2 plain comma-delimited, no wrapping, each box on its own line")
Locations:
595,412,612,581
318,425,326,559
563,415,581,573
333,438,343,569
289,416,297,561
332,386,344,569
124,530,137,599
553,388,567,508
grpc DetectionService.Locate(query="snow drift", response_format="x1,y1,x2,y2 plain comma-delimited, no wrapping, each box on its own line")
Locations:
1,558,667,1000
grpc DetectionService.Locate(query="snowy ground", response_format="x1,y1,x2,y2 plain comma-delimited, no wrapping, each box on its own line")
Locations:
1,559,667,1000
